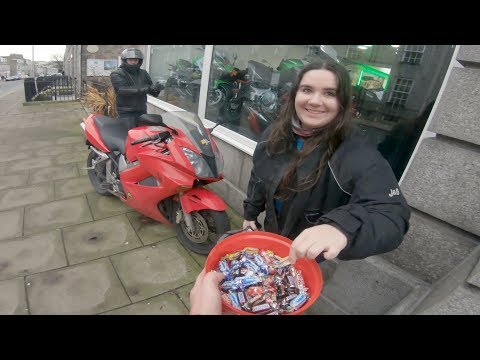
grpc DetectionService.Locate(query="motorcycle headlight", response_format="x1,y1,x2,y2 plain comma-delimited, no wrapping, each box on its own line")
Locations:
181,147,215,178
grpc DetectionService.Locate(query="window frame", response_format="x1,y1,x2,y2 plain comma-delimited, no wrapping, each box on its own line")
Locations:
388,77,414,106
401,45,426,65
346,45,362,60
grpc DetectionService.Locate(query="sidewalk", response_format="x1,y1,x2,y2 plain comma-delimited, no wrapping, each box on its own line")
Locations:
0,88,248,315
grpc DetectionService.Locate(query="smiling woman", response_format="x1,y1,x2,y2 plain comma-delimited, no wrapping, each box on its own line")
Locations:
241,60,411,271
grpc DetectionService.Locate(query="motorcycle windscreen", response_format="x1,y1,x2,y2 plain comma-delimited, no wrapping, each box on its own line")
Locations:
162,111,215,157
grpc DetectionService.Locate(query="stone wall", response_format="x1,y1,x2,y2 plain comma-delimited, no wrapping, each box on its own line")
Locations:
384,45,480,314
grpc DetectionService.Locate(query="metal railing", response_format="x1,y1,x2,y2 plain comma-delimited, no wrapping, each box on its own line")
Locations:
24,75,77,102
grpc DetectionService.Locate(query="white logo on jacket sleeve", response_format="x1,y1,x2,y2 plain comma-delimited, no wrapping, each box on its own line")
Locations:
388,188,400,197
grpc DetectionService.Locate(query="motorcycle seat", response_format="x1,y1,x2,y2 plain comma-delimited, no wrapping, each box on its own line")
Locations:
93,115,129,154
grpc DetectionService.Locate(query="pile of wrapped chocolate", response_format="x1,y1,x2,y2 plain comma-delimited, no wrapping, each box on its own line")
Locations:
217,247,310,314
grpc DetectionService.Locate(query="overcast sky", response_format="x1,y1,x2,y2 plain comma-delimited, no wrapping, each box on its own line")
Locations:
0,45,66,62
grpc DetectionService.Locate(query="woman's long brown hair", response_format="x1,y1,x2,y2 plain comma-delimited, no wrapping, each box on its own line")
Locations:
267,60,352,199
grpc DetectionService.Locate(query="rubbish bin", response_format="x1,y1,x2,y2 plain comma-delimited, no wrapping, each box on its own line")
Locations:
24,77,37,102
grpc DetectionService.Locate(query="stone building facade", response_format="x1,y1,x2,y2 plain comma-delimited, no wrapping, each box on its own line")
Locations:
64,45,146,97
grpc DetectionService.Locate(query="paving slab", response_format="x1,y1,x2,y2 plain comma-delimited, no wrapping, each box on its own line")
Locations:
7,156,55,173
54,176,94,200
76,161,88,176
54,151,88,165
56,136,85,145
0,277,28,315
125,211,177,246
103,292,188,315
15,119,44,129
29,164,79,184
24,196,93,235
36,145,70,157
0,182,54,211
0,230,67,281
0,150,31,163
111,238,202,302
175,283,194,311
17,140,56,151
418,285,480,315
86,192,133,220
0,144,15,152
26,258,130,315
185,247,207,269
63,214,142,265
71,143,88,152
0,208,23,241
304,296,349,315
320,258,412,315
0,171,30,191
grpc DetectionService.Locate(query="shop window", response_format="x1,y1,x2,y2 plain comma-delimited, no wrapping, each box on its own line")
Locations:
147,44,454,180
204,45,341,141
401,45,425,65
148,45,205,113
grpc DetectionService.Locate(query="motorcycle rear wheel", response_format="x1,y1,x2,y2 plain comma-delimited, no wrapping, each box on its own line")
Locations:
176,210,230,254
87,150,112,196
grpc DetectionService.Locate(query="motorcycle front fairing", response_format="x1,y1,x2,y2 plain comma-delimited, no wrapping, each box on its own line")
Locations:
161,111,223,179
161,111,226,214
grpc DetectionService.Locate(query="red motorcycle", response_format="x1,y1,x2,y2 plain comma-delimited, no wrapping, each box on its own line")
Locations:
80,110,230,254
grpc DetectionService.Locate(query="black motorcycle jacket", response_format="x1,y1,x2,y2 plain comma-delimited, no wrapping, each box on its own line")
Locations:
110,64,161,113
243,126,411,261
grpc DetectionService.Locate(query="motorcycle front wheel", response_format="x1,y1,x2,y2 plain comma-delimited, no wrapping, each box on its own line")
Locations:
176,210,230,254
207,89,224,106
87,150,112,196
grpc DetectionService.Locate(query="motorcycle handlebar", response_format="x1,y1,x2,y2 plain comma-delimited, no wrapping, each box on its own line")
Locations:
131,131,170,146
131,136,153,145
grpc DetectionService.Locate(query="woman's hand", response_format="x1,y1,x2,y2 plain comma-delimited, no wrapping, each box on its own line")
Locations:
242,220,258,231
289,224,348,264
189,269,225,315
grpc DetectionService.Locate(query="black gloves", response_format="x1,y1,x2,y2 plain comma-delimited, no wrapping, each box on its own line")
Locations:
138,82,164,95
150,81,164,93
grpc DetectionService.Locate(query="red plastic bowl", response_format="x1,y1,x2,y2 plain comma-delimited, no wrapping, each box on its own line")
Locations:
205,231,323,315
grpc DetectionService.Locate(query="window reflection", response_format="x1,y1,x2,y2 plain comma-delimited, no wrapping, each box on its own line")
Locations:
149,45,454,180
149,45,205,113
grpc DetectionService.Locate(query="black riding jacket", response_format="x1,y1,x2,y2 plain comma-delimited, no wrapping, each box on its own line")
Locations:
110,64,160,113
243,127,411,261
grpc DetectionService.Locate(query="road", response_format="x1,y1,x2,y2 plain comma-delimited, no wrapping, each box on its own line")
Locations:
0,79,24,99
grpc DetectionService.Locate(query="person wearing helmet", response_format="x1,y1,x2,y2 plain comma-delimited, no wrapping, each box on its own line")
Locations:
110,48,164,129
